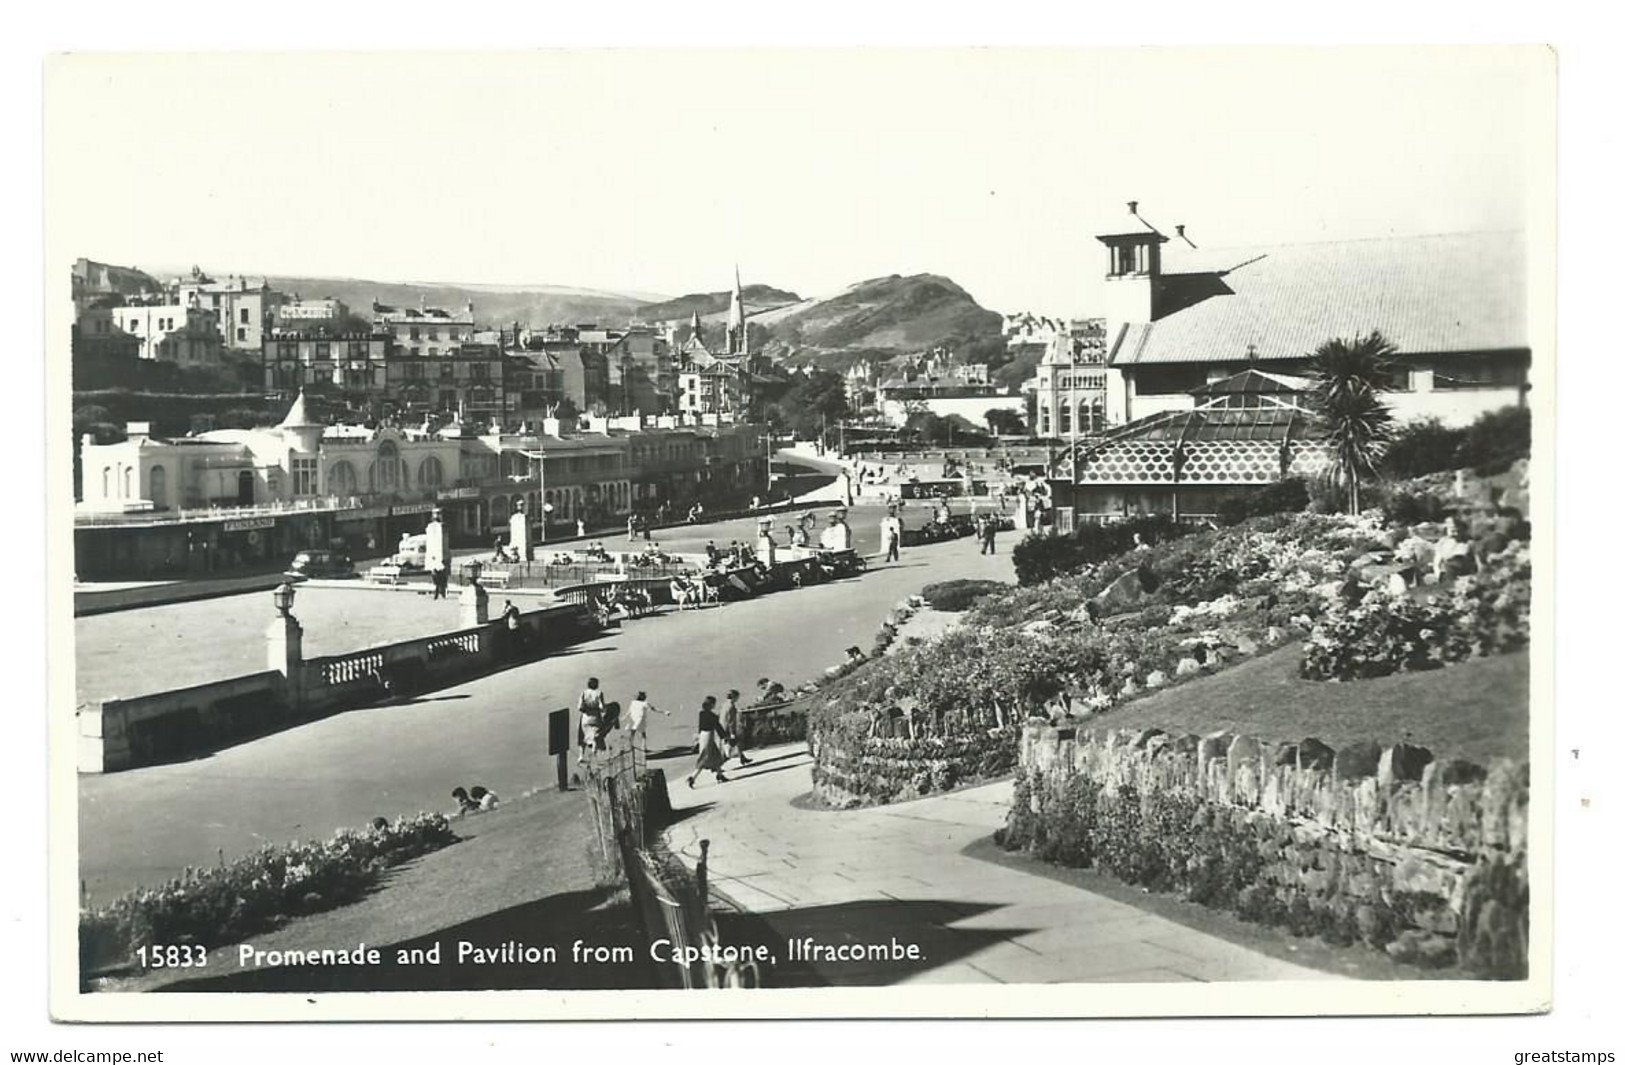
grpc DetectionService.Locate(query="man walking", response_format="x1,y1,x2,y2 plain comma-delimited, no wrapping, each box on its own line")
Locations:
723,688,753,767
980,514,998,555
880,507,902,564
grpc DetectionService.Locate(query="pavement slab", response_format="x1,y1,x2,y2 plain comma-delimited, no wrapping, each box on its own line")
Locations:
662,740,1342,987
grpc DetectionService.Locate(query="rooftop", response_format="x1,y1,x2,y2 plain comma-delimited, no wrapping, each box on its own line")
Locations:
1110,230,1528,367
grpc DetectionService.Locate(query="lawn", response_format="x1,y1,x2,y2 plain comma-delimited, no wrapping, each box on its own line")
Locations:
109,785,656,993
1091,644,1530,766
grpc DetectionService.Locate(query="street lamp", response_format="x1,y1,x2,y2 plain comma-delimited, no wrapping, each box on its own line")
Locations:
272,581,296,618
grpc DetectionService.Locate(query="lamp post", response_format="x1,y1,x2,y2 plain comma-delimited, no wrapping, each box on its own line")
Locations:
267,581,304,696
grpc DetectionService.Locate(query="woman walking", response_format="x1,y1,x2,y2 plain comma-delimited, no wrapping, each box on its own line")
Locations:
687,695,732,788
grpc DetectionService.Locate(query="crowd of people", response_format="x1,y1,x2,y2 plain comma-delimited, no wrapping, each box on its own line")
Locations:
572,676,757,788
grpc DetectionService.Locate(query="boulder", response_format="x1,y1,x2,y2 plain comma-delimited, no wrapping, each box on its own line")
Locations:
1132,727,1167,750
1437,759,1488,786
1333,740,1384,780
1297,738,1336,771
1175,656,1202,677
1088,567,1150,620
1144,670,1168,689
1385,929,1457,969
1379,743,1435,788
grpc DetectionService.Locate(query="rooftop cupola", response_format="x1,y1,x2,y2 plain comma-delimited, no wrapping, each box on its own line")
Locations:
1095,200,1169,280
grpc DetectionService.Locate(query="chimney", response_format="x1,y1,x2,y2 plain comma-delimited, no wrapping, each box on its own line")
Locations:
1127,200,1139,216
126,421,151,442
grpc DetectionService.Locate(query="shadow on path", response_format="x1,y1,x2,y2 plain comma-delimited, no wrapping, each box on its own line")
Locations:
714,898,1027,987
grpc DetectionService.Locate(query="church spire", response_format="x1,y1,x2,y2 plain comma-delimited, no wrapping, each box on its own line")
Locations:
727,264,746,356
690,309,702,346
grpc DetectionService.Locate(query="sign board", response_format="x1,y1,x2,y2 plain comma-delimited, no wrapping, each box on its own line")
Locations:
547,708,571,756
222,517,276,532
439,487,481,500
337,506,390,522
392,502,436,516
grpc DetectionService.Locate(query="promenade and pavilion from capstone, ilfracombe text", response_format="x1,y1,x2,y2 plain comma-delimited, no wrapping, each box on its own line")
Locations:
46,46,1553,1020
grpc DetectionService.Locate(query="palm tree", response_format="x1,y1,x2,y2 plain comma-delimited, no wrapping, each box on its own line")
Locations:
1307,331,1398,514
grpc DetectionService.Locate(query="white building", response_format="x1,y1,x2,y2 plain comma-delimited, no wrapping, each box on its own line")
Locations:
1088,203,1530,427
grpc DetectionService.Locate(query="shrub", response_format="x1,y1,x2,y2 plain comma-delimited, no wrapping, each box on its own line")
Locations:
1384,407,1531,480
1011,515,1189,586
1457,406,1531,476
1381,489,1449,527
920,579,1011,612
1215,478,1310,526
1300,542,1530,680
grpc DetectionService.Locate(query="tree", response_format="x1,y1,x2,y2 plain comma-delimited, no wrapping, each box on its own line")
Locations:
1307,331,1397,515
986,408,1026,436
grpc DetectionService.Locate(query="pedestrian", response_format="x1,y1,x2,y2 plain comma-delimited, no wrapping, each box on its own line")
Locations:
687,695,732,788
430,560,450,600
881,507,902,563
500,598,523,658
723,688,753,766
577,677,607,765
576,518,586,538
982,515,999,554
627,689,671,750
628,515,637,542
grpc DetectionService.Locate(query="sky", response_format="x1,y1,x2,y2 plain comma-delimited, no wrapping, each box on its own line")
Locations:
46,47,1551,317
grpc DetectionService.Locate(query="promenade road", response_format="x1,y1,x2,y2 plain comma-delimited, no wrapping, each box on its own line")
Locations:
72,496,987,706
77,531,1007,905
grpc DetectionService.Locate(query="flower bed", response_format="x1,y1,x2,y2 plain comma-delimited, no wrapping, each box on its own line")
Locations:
80,812,457,973
1301,542,1531,681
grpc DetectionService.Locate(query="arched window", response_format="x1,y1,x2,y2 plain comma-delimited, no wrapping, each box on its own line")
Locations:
328,460,358,496
102,467,111,499
373,440,402,493
418,455,444,489
150,466,168,508
123,467,134,498
1058,399,1072,436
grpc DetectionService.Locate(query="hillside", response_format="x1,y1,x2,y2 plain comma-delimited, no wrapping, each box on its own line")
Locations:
753,274,1003,365
266,276,650,330
634,284,803,323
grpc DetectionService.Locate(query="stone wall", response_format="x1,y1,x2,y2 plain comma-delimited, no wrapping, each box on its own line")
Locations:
1005,725,1529,977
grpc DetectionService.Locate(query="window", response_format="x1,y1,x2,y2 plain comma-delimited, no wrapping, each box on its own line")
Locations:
440,363,454,380
149,466,167,507
240,308,250,324
418,456,444,488
1432,359,1526,391
410,327,421,341
237,327,247,341
291,456,318,496
428,347,439,358
328,460,358,496
315,343,330,359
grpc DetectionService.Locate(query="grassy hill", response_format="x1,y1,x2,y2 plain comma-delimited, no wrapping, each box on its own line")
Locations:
756,274,1003,367
634,284,803,323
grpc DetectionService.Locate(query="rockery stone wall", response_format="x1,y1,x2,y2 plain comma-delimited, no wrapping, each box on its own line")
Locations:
1001,725,1529,977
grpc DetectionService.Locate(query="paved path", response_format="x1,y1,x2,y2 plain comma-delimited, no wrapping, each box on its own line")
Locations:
662,747,1338,985
77,533,1007,905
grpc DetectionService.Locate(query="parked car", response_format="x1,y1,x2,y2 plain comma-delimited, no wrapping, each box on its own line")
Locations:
285,550,357,580
391,533,427,571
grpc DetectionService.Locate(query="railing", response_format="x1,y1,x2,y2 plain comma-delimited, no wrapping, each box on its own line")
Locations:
75,495,366,526
319,649,386,686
